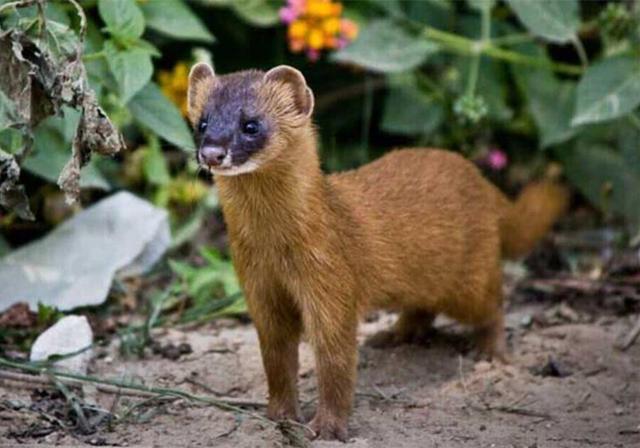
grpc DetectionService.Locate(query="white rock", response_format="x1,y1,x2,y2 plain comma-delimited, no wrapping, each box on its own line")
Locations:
30,315,93,374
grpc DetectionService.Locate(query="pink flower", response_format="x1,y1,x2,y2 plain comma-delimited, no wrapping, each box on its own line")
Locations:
279,6,297,24
487,148,508,170
306,48,320,62
280,0,305,24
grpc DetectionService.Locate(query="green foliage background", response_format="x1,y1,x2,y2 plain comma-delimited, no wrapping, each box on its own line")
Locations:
1,0,640,251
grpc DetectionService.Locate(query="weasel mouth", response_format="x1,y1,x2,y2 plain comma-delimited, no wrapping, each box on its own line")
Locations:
208,159,261,176
199,145,230,168
198,146,261,176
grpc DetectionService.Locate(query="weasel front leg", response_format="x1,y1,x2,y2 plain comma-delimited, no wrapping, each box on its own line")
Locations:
301,286,358,441
245,283,303,421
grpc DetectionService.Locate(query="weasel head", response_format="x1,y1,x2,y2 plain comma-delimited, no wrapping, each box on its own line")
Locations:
187,63,315,176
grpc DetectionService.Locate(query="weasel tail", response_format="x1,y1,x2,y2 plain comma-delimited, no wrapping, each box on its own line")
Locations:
499,181,570,260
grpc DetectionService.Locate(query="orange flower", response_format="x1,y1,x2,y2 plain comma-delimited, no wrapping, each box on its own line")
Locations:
280,0,358,61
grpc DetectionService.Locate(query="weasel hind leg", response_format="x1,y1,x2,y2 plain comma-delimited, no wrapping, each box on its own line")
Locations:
366,308,436,348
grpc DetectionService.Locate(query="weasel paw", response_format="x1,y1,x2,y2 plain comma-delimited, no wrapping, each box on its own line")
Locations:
309,413,348,441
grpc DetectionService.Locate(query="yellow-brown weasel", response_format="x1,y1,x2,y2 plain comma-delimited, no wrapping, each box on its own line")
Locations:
187,63,569,440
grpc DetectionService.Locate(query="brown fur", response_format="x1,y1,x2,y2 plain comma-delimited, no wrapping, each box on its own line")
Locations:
188,64,569,441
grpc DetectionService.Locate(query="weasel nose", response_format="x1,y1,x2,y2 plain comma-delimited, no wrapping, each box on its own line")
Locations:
200,146,227,167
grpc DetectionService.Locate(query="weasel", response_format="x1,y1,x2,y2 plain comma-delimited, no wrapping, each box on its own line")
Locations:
187,63,569,441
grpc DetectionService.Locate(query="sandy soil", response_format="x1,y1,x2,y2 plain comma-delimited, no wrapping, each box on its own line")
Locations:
1,295,639,447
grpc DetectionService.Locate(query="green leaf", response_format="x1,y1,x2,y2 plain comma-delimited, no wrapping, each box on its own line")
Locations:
519,71,579,148
143,139,171,186
368,0,404,16
128,82,195,150
506,0,579,43
104,40,154,104
571,56,640,126
22,116,110,190
141,0,214,42
562,144,640,232
98,0,145,40
405,0,451,28
0,89,19,131
41,20,81,60
381,85,444,136
84,19,110,92
231,0,279,27
331,19,438,73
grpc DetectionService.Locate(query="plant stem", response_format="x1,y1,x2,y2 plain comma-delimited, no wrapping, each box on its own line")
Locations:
491,33,534,46
82,51,106,61
629,113,640,131
0,357,268,419
419,25,584,75
466,5,492,96
572,37,589,68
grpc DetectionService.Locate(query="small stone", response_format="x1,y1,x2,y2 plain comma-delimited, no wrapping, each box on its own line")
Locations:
162,344,181,360
479,424,487,431
178,342,193,354
30,315,93,374
520,314,533,328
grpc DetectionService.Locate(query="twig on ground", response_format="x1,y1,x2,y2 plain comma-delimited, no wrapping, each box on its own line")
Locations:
214,415,241,439
0,359,268,413
470,397,552,420
472,405,552,420
486,404,551,419
575,391,591,410
523,276,640,301
182,376,228,396
617,314,640,351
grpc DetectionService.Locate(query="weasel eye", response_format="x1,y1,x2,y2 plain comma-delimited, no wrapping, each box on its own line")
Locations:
241,120,260,136
198,120,208,133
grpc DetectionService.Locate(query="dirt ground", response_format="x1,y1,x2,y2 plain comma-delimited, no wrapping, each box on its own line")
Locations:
2,283,639,448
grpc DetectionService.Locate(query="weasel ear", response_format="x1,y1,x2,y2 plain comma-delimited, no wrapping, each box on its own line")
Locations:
188,62,215,127
264,65,314,118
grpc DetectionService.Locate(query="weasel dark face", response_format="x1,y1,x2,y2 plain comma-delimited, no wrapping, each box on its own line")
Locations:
192,71,270,175
188,63,314,176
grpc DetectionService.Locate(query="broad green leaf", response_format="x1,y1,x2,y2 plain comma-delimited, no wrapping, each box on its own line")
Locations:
104,41,154,104
381,86,444,135
476,61,513,122
519,71,579,148
0,89,19,131
22,117,110,190
572,56,640,126
98,0,145,40
84,19,110,92
231,0,279,27
40,21,80,60
405,0,451,28
562,144,640,232
141,0,214,42
0,129,23,154
128,82,194,150
368,0,404,16
331,19,438,73
619,125,640,179
506,0,579,43
143,140,171,186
